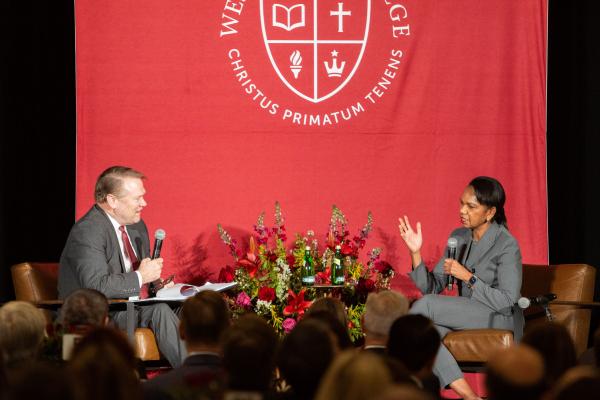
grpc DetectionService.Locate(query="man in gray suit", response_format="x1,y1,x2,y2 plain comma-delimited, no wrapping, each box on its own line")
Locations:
58,166,184,367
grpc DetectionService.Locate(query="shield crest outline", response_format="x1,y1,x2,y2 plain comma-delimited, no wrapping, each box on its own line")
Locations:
260,0,371,104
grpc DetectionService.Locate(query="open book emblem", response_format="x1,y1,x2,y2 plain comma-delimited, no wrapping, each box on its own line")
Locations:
272,4,305,31
260,1,371,103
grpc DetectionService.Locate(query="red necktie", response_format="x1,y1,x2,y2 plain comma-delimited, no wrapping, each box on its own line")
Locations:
119,226,140,271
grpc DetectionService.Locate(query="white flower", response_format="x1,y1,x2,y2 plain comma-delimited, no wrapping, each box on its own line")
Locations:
255,300,272,316
275,259,292,300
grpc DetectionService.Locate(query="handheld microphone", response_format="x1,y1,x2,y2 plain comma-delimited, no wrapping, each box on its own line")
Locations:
152,229,166,259
447,237,458,290
148,229,166,298
517,293,557,309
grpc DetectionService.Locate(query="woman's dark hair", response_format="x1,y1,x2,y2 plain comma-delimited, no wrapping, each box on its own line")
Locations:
469,176,508,228
387,315,440,373
278,319,336,398
303,310,353,350
221,314,278,392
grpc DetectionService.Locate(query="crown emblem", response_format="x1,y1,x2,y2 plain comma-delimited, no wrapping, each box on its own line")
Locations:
324,50,346,78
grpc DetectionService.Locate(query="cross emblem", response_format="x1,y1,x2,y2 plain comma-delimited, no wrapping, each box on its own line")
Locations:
330,2,352,33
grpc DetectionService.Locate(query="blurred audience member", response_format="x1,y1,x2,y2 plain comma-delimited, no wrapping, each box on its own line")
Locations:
303,309,353,350
144,290,230,400
594,325,600,367
485,345,545,400
314,350,392,400
68,327,142,400
387,314,441,398
362,290,409,354
0,353,7,399
61,288,109,329
278,318,336,400
306,297,347,327
4,362,74,400
61,289,110,360
522,322,577,386
0,301,47,369
375,383,435,400
221,314,279,400
550,365,600,400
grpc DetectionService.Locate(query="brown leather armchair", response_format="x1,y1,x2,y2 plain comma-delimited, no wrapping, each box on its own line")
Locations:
443,263,596,368
11,261,161,361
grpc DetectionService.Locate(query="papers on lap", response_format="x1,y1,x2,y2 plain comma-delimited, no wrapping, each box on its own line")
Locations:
155,282,237,300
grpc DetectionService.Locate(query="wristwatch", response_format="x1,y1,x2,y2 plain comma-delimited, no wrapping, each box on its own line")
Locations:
467,275,477,289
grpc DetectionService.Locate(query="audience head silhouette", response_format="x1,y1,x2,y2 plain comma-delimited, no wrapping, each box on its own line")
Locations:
61,288,109,330
522,321,577,386
387,314,440,376
0,301,47,368
362,290,409,345
68,327,141,400
485,344,546,400
314,350,393,400
221,314,278,393
278,318,336,399
180,289,230,350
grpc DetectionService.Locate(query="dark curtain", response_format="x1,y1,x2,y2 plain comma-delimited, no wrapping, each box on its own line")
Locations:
547,1,600,338
0,1,75,302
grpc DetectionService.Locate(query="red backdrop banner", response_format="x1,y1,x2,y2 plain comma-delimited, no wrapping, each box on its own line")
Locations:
75,0,548,290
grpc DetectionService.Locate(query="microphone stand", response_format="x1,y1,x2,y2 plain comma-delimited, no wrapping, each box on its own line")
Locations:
542,303,554,321
538,298,555,321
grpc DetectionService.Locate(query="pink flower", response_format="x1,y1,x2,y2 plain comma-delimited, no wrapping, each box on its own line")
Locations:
283,318,297,333
258,287,276,302
236,292,252,308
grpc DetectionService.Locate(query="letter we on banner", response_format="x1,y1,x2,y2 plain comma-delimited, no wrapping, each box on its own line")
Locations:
76,1,548,286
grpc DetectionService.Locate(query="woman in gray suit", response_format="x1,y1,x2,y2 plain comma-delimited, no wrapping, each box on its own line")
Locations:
398,176,523,400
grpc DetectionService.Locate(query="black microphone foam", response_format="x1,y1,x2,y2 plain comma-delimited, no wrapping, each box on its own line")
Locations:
152,229,166,260
447,237,458,290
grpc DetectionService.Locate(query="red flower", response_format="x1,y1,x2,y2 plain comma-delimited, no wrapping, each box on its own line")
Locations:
374,260,394,276
341,243,354,256
218,265,235,282
283,289,312,316
356,277,376,295
315,268,331,284
286,254,297,269
237,259,258,277
258,287,276,302
246,252,257,263
267,252,278,262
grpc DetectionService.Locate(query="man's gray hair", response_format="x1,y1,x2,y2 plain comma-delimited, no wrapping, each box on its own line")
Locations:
363,290,409,337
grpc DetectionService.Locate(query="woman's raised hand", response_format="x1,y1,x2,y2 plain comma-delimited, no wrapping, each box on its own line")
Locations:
398,215,422,254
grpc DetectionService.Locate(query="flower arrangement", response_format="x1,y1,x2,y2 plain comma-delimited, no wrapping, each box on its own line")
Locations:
217,202,395,342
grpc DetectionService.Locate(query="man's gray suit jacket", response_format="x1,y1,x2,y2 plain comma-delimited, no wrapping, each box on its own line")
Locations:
58,204,149,299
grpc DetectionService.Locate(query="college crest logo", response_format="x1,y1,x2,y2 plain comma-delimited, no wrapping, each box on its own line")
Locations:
259,1,370,103
219,0,411,126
